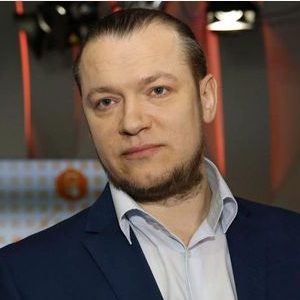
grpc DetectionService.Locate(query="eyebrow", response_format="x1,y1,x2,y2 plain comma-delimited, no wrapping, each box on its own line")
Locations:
139,72,178,85
86,72,178,102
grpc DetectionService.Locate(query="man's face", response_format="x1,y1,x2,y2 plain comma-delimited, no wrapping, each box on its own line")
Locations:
80,23,216,201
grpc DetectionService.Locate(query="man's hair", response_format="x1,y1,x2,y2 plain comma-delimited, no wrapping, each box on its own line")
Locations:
73,8,207,94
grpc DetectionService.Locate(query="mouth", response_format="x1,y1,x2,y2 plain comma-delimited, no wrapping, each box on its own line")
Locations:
122,144,164,160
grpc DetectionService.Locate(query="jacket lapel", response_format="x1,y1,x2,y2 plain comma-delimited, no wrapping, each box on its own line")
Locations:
82,185,163,300
226,199,267,300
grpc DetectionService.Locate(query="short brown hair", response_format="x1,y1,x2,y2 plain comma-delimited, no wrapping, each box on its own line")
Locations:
73,8,207,94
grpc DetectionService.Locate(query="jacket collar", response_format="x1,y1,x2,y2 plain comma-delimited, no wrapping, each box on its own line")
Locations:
227,198,267,300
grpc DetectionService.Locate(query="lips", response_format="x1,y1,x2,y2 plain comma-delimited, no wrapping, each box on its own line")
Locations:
122,144,163,159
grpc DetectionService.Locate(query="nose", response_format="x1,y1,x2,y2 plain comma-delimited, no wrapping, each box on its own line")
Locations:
119,98,151,136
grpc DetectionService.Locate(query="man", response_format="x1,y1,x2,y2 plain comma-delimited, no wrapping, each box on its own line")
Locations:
0,8,299,300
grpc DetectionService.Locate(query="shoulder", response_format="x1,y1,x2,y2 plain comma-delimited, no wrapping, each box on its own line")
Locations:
234,197,300,254
235,197,300,228
0,185,113,264
234,198,300,289
0,207,90,261
0,207,94,294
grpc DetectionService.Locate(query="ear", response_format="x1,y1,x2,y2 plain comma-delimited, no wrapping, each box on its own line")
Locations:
199,74,217,124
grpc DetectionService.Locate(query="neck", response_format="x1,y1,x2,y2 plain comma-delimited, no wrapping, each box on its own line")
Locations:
139,173,211,246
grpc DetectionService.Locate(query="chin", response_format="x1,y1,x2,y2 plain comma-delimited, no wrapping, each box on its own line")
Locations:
125,172,164,189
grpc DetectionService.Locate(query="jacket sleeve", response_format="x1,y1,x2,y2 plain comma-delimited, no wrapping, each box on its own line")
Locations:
0,254,22,300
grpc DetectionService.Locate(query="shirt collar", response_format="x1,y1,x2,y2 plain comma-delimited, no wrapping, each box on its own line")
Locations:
110,157,238,244
110,185,144,244
204,158,238,233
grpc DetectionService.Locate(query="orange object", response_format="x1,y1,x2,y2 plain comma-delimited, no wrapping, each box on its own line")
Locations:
55,168,88,201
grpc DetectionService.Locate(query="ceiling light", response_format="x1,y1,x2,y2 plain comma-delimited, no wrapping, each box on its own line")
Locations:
37,12,51,33
55,5,67,16
207,1,259,32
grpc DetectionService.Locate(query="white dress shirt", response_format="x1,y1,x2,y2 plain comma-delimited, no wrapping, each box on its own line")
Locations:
110,158,238,300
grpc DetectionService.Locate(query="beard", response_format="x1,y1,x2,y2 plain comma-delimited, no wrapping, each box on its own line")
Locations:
98,141,205,204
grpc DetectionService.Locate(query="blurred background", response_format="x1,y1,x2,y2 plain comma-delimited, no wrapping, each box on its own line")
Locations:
0,1,300,247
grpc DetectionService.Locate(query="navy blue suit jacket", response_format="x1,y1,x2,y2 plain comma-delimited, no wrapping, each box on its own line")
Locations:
0,185,300,300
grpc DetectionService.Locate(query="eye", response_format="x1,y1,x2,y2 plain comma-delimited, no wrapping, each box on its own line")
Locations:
95,98,116,110
150,86,169,97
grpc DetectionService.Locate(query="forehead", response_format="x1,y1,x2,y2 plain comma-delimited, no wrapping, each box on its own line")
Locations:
81,23,189,74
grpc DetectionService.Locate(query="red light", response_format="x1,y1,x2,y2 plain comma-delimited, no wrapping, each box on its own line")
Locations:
15,1,35,157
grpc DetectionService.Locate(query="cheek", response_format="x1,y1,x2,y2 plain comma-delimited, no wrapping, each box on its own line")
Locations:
95,130,115,152
168,102,202,144
86,115,118,157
